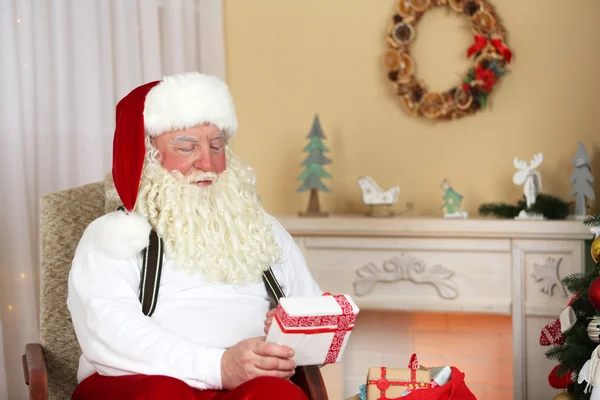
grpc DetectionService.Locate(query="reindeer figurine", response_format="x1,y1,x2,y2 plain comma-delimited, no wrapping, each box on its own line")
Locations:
513,153,545,219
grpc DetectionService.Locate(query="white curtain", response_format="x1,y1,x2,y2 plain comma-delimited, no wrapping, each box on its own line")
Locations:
0,1,226,398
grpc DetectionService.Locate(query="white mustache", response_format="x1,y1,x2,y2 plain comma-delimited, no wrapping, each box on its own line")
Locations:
186,172,218,184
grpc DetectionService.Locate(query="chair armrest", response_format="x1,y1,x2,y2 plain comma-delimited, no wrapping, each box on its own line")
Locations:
22,343,48,400
291,365,328,400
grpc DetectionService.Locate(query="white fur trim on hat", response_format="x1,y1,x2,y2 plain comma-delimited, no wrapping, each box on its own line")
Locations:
143,72,238,139
97,211,152,259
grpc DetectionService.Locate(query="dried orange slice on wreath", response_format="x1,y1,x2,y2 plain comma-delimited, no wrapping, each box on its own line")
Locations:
420,92,446,119
384,50,415,81
383,50,402,71
453,86,473,110
383,0,512,121
409,0,432,12
448,0,465,12
397,53,415,79
471,10,496,37
397,0,413,17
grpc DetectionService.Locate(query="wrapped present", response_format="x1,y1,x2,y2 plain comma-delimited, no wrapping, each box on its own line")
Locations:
430,366,452,388
367,354,432,399
265,292,359,366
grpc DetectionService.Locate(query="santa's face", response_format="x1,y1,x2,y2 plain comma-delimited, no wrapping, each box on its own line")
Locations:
151,124,227,186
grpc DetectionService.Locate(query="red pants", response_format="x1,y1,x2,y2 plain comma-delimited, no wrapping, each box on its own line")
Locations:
71,373,309,400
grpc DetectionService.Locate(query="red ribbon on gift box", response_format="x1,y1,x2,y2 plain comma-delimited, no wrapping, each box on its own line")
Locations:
273,293,356,364
367,354,432,400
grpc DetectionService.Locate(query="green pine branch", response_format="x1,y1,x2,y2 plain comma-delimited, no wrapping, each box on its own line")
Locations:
528,194,570,219
478,194,570,219
584,214,600,227
478,203,520,218
563,269,599,294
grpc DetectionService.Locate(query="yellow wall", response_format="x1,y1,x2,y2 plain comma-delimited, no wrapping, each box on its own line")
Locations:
224,0,600,217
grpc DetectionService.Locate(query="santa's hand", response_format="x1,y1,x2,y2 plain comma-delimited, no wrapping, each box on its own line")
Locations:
221,336,296,390
264,308,276,334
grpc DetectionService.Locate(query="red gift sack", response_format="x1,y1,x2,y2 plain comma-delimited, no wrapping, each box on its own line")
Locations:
402,367,477,400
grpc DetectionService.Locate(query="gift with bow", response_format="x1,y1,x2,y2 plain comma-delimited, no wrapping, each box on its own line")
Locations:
366,354,432,399
265,292,359,366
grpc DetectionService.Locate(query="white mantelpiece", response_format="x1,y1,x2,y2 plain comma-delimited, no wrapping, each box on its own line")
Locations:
277,215,593,400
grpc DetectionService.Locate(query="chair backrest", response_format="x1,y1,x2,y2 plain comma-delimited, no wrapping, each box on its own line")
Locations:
39,181,106,400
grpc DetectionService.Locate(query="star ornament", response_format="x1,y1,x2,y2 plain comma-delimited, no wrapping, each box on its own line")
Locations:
531,257,567,297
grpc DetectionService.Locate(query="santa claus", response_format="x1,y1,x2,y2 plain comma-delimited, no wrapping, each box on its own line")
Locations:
67,72,323,400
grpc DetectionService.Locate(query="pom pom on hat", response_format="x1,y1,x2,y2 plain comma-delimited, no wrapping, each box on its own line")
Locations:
97,211,152,259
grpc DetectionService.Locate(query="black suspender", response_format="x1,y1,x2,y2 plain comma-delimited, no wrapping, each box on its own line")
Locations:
117,206,165,317
139,229,164,316
262,267,285,306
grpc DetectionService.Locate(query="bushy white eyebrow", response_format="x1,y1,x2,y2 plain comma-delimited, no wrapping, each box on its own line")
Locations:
169,136,200,144
169,132,225,146
211,132,225,141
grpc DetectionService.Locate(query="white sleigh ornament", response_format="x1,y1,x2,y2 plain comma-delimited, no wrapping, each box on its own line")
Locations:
265,293,359,366
513,153,545,220
357,176,411,217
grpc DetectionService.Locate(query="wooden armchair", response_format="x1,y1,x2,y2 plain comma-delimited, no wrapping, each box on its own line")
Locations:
22,180,328,400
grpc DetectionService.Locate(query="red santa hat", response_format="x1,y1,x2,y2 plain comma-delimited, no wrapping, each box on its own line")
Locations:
98,72,238,259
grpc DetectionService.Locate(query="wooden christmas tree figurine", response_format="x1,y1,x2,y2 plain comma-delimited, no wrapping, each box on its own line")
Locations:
297,115,331,217
570,141,595,219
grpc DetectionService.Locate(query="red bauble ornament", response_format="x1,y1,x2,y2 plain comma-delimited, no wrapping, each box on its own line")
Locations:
548,365,572,389
589,277,600,310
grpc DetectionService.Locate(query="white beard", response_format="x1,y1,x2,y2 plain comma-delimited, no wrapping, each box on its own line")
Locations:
133,148,283,285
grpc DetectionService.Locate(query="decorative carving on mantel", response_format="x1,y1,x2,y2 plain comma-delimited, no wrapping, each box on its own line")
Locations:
353,254,459,299
531,257,567,297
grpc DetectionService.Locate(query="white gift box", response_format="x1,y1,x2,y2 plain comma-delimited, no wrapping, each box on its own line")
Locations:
265,293,360,366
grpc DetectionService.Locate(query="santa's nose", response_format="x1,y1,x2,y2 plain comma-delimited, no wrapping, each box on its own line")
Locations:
193,154,213,172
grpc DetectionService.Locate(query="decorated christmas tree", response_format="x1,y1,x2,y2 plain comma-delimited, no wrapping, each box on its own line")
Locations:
543,214,600,400
297,114,331,216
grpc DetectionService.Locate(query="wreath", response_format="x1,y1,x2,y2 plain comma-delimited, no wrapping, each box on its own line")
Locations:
384,0,513,121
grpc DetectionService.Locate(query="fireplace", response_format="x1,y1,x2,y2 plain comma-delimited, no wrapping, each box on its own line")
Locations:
279,215,592,399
